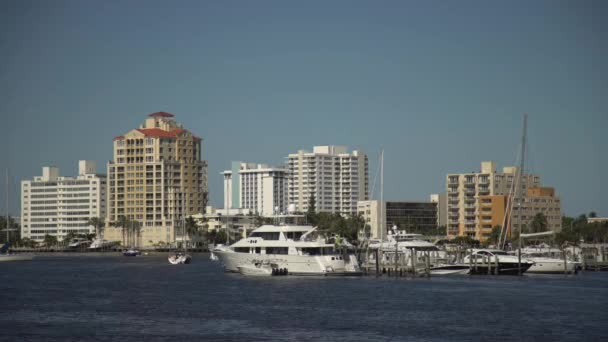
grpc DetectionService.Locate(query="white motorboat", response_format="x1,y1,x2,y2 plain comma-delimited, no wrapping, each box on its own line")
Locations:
213,224,362,276
464,249,535,275
168,252,192,265
429,264,470,275
237,260,276,276
518,247,579,274
88,239,117,250
68,238,91,248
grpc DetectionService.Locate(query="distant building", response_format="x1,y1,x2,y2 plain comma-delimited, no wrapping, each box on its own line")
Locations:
104,112,208,247
430,193,447,228
193,206,256,240
358,200,438,240
523,187,562,232
20,161,106,242
446,161,561,241
222,162,287,217
587,217,608,224
287,146,368,215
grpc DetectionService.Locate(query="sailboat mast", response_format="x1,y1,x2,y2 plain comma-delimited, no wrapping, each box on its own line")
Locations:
5,168,9,243
380,149,384,241
517,113,527,275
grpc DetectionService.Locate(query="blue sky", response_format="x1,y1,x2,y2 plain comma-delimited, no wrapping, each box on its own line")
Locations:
1,0,606,217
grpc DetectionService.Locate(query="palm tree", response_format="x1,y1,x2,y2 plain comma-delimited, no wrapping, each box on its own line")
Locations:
184,216,200,247
130,220,142,247
530,213,548,233
86,217,105,240
111,215,130,246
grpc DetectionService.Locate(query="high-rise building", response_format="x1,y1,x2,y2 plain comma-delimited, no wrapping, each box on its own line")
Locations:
222,162,287,216
104,112,208,247
446,161,561,241
20,161,106,242
287,146,368,215
430,193,447,228
357,200,438,240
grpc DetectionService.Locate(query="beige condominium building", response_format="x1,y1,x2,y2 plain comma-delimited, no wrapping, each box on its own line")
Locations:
287,146,368,215
446,161,543,241
104,112,208,247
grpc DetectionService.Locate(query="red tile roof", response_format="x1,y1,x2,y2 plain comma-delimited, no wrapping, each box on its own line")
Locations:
148,111,174,118
113,135,124,141
136,128,186,138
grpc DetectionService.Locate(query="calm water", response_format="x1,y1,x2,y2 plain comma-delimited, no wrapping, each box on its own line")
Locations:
1,254,607,342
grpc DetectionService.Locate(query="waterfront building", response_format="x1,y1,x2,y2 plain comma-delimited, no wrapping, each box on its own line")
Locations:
287,145,369,215
222,162,287,216
358,200,438,240
522,187,562,232
430,193,447,228
193,206,255,241
446,161,561,241
20,161,106,242
104,112,208,247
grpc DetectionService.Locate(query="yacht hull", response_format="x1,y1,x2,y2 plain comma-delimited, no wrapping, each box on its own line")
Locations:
0,254,35,262
215,251,362,276
469,262,533,275
526,258,578,274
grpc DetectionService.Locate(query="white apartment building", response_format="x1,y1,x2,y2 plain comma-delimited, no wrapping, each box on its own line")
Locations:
287,146,369,215
222,162,287,217
446,161,556,241
21,161,106,242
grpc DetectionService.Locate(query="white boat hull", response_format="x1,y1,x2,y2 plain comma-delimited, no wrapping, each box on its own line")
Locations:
215,251,361,276
237,265,273,276
0,254,35,262
526,258,578,274
430,265,470,275
168,254,192,265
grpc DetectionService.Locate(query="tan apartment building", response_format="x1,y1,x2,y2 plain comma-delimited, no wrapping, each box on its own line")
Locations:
447,161,541,240
104,112,208,247
522,187,562,232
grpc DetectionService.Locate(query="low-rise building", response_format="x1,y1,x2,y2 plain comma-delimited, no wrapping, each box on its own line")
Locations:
358,200,438,240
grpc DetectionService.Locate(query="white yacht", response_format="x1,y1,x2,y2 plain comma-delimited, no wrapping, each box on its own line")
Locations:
518,247,579,274
213,224,362,276
464,249,535,275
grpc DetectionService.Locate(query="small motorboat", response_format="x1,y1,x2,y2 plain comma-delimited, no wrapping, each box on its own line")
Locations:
430,264,470,275
237,261,276,276
168,252,192,265
122,248,140,257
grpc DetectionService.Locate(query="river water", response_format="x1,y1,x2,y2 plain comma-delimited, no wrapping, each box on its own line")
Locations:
1,254,607,341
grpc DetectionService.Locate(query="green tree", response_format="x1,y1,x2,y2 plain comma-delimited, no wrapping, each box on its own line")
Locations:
306,193,318,226
214,230,227,244
86,217,105,240
452,235,480,247
0,216,21,244
185,216,200,247
588,212,597,218
529,213,548,233
111,216,130,246
43,234,58,247
486,225,502,246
